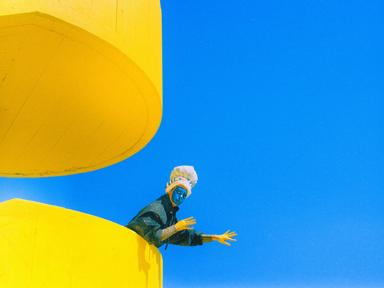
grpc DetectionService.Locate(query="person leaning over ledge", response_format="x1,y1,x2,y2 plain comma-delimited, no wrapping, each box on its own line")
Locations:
126,166,237,248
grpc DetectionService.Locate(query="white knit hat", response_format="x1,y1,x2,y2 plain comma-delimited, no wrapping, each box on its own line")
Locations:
165,165,198,197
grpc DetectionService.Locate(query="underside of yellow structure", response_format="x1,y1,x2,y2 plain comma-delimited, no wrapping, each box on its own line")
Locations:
0,1,162,177
0,199,162,288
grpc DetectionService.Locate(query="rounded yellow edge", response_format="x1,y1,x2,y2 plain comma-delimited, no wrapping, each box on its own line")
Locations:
0,11,162,178
0,198,163,288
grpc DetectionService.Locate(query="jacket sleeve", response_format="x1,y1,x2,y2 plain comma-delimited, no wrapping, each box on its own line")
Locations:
126,212,164,247
167,229,203,246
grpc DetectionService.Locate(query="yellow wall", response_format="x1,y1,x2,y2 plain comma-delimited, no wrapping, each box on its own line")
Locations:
0,199,163,288
0,1,162,177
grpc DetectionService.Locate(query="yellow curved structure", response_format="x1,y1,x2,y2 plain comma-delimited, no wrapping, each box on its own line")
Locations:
0,198,162,288
0,1,162,177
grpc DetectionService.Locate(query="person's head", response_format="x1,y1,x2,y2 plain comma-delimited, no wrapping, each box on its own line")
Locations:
166,166,198,206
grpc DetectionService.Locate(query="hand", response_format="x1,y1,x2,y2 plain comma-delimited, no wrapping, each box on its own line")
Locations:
175,216,196,231
213,230,237,246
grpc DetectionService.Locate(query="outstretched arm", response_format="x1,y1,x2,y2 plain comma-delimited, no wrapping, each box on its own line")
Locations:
160,218,237,247
202,230,237,246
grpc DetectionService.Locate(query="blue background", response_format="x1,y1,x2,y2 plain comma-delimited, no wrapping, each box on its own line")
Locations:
1,0,383,287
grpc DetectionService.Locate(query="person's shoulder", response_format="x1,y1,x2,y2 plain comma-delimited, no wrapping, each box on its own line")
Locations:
140,196,167,220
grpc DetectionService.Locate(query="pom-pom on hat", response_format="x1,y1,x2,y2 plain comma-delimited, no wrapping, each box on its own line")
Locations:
165,165,198,197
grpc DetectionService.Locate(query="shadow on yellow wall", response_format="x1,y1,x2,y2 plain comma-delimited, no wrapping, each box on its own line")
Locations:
0,199,162,288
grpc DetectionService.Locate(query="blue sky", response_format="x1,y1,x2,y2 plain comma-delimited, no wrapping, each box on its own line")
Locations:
1,0,383,287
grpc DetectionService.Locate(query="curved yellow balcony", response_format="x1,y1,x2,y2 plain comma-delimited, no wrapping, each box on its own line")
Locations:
0,1,162,177
0,199,162,288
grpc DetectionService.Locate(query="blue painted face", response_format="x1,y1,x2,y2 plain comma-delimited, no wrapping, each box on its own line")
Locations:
171,186,188,206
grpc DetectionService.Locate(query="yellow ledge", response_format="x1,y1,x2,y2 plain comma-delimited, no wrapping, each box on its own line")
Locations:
0,199,162,288
0,1,162,177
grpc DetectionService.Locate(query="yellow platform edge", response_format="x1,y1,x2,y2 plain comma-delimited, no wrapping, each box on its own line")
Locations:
0,198,163,287
0,0,162,177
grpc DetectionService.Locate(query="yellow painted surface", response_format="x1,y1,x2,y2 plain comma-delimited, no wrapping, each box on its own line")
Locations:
0,198,163,288
0,1,162,177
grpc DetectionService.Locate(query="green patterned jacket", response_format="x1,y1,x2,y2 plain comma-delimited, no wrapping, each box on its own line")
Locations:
126,194,203,248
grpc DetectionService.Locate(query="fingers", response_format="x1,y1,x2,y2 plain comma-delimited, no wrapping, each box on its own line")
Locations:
186,218,196,224
176,216,197,230
223,237,237,242
183,217,196,223
183,217,196,226
220,230,238,246
222,235,237,242
221,240,231,246
184,220,196,226
224,230,237,237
